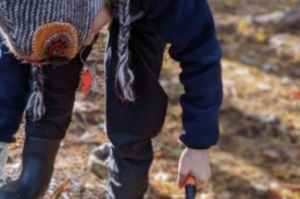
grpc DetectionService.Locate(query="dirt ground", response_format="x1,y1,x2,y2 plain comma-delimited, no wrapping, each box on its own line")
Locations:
5,0,300,198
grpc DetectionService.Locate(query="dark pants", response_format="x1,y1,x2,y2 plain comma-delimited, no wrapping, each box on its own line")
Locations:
105,17,168,199
0,39,92,142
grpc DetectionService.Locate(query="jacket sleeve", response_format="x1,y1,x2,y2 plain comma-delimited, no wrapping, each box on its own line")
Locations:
141,0,223,149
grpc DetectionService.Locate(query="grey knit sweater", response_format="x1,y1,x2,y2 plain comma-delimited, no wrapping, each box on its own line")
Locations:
0,0,107,59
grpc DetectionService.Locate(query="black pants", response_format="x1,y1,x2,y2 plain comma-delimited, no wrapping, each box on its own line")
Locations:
0,39,92,142
105,16,168,199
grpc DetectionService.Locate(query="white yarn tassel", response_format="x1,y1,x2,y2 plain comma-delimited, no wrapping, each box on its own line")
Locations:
116,0,135,101
88,64,101,93
0,142,8,187
26,65,45,121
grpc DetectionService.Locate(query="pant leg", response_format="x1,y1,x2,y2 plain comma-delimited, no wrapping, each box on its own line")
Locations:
0,40,30,143
105,17,168,199
25,45,93,140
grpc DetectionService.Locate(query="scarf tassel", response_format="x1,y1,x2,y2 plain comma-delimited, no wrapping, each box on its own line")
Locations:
26,65,45,122
115,64,135,101
115,0,135,101
88,64,102,93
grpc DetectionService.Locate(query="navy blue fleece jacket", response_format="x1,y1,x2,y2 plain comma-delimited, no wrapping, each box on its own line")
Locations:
134,0,223,149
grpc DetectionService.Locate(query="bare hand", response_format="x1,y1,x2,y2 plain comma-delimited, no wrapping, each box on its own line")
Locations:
83,4,112,46
177,148,211,189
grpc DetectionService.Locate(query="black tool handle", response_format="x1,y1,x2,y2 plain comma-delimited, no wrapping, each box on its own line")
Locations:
185,176,197,199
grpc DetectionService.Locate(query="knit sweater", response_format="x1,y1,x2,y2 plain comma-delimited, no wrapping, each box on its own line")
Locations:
0,0,106,58
134,0,223,149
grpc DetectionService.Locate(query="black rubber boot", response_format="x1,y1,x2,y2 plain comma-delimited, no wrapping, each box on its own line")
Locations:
0,136,61,199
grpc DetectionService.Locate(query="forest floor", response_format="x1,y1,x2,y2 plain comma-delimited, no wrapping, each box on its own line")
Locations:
5,0,300,198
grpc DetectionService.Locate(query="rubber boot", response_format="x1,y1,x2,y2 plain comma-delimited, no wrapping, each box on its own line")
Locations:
0,136,61,199
0,142,8,187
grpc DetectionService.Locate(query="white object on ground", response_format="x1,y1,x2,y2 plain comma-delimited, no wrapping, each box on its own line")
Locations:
0,142,8,187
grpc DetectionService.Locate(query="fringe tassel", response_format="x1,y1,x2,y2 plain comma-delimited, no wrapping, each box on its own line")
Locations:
88,64,101,93
79,44,102,94
26,65,45,122
116,0,135,101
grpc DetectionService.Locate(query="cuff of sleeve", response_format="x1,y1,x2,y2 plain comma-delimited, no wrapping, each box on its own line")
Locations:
179,129,219,150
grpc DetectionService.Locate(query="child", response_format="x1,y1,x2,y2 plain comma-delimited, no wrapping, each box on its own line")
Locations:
87,0,223,198
0,0,223,198
0,0,107,198
0,36,94,198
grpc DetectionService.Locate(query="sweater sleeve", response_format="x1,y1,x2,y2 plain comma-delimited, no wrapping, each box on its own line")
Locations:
141,0,223,149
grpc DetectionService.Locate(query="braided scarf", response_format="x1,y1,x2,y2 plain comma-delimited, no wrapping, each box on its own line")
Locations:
116,0,135,101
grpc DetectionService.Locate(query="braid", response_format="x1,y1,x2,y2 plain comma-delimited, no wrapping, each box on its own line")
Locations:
26,65,45,121
116,0,135,101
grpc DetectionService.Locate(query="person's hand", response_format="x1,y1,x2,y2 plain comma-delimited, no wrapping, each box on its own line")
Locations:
177,148,211,189
83,4,112,46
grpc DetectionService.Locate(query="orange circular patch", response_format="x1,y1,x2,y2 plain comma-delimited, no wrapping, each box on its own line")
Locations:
32,22,78,60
